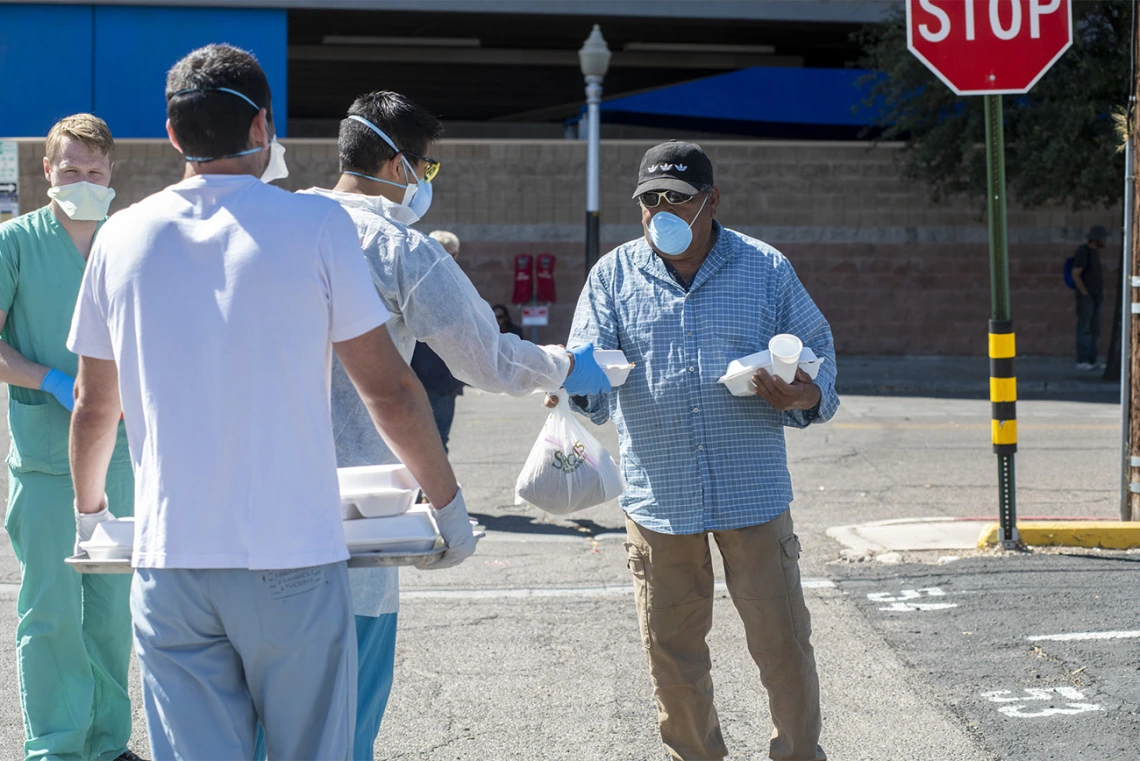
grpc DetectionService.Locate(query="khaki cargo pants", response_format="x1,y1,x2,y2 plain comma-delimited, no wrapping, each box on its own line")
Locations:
625,509,826,761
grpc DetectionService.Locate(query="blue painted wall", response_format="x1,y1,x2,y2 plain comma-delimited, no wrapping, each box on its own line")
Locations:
0,4,287,138
0,5,95,137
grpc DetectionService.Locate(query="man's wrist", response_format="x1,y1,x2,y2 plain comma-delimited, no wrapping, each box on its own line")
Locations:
74,494,108,515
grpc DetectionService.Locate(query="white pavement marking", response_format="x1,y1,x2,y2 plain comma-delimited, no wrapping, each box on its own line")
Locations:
1028,630,1140,642
981,688,1103,718
867,587,958,612
402,577,835,600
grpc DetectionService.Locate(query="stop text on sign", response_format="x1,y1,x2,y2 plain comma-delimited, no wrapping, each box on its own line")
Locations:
906,0,1072,95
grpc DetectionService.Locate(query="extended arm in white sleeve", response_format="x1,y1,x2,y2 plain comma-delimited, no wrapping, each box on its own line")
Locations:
395,239,570,395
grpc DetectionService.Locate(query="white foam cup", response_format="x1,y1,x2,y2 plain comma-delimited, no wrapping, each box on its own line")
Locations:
768,334,803,383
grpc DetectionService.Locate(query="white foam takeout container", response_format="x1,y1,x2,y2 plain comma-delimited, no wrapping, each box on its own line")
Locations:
342,504,440,554
593,349,635,387
79,517,134,561
717,347,826,397
338,464,421,519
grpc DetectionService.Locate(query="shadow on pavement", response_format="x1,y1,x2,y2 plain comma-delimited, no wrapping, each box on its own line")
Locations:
471,513,623,538
838,355,1120,403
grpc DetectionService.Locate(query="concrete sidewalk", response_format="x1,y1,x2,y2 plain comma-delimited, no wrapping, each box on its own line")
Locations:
837,355,1120,401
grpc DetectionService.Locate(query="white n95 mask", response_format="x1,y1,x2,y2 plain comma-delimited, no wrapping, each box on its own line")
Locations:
48,181,116,221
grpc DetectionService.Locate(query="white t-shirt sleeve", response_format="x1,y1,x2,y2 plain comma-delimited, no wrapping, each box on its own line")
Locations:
321,206,391,343
66,242,115,360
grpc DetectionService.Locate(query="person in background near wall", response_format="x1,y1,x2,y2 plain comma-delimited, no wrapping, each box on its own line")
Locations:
412,230,465,451
428,229,459,257
0,114,143,761
493,304,524,338
1073,224,1108,371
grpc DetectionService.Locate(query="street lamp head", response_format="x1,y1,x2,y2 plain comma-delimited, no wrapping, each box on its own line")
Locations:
578,24,612,79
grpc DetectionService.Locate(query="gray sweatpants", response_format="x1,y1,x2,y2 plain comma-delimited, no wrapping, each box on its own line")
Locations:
131,563,357,761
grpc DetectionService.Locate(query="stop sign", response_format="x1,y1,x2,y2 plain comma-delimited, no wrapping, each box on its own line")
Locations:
907,0,1072,95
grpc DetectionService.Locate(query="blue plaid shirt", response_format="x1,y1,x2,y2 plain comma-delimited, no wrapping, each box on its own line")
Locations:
568,223,839,535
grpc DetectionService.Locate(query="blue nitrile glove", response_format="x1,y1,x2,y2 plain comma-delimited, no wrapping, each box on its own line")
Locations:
562,343,612,397
40,369,76,412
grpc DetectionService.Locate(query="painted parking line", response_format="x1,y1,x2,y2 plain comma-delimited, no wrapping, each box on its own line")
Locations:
402,577,835,600
1027,630,1140,642
834,423,1116,431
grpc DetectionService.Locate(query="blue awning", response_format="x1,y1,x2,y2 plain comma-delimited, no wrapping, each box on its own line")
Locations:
593,66,882,138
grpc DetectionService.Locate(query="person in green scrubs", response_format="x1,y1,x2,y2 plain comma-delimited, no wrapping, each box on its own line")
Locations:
0,115,142,761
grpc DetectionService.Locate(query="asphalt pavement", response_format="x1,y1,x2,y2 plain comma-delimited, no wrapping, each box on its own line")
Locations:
0,356,1133,760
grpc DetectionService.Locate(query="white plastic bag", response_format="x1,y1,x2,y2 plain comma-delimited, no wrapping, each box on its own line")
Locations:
515,390,624,515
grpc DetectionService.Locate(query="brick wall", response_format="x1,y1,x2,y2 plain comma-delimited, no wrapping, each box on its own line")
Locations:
14,138,1120,356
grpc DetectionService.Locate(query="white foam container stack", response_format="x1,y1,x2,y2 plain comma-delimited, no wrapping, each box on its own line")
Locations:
717,347,826,397
341,505,440,553
338,464,421,519
79,517,134,561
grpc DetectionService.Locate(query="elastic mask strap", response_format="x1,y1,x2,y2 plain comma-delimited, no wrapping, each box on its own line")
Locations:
344,170,407,190
347,115,400,153
170,87,260,111
688,191,710,228
182,145,263,163
172,87,266,162
346,115,420,186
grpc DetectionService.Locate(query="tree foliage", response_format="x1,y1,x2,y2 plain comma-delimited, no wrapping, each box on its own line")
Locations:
854,0,1131,211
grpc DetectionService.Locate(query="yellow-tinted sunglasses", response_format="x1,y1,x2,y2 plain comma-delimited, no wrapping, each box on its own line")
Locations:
402,151,440,182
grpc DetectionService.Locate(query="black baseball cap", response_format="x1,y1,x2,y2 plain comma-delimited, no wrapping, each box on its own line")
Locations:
632,140,715,199
1088,225,1109,241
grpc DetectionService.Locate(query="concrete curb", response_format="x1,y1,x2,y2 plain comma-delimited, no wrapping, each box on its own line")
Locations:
977,521,1140,550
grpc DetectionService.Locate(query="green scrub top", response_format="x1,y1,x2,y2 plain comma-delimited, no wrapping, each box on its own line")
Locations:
0,205,130,475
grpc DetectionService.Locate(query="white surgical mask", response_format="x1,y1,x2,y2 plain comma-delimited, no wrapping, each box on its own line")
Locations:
647,192,709,257
261,137,289,184
47,181,116,221
345,114,433,224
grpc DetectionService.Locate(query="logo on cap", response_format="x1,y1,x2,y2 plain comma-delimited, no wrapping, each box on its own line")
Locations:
647,163,688,173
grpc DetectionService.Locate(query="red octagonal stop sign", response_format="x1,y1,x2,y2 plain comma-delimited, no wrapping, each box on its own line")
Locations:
907,0,1072,95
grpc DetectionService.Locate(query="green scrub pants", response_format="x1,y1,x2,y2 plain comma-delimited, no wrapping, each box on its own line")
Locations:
5,463,134,761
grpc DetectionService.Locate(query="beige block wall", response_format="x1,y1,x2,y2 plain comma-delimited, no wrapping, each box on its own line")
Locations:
14,138,1120,356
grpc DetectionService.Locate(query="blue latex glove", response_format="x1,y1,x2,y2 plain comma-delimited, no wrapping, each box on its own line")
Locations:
562,343,612,397
40,368,76,412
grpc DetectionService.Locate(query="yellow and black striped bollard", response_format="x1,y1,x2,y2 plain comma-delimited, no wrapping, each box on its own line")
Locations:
989,319,1018,546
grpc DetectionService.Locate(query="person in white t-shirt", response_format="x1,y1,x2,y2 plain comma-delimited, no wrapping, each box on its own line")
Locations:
65,44,476,761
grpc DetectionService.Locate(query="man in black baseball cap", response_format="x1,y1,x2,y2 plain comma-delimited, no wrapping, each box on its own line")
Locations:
631,139,715,198
557,138,837,761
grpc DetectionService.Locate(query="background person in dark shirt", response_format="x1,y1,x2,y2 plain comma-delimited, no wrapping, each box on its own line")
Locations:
493,303,524,338
1073,225,1108,370
410,341,464,452
411,230,466,451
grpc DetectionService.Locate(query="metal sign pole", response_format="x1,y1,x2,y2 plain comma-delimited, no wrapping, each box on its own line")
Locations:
1122,132,1134,521
984,94,1019,549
